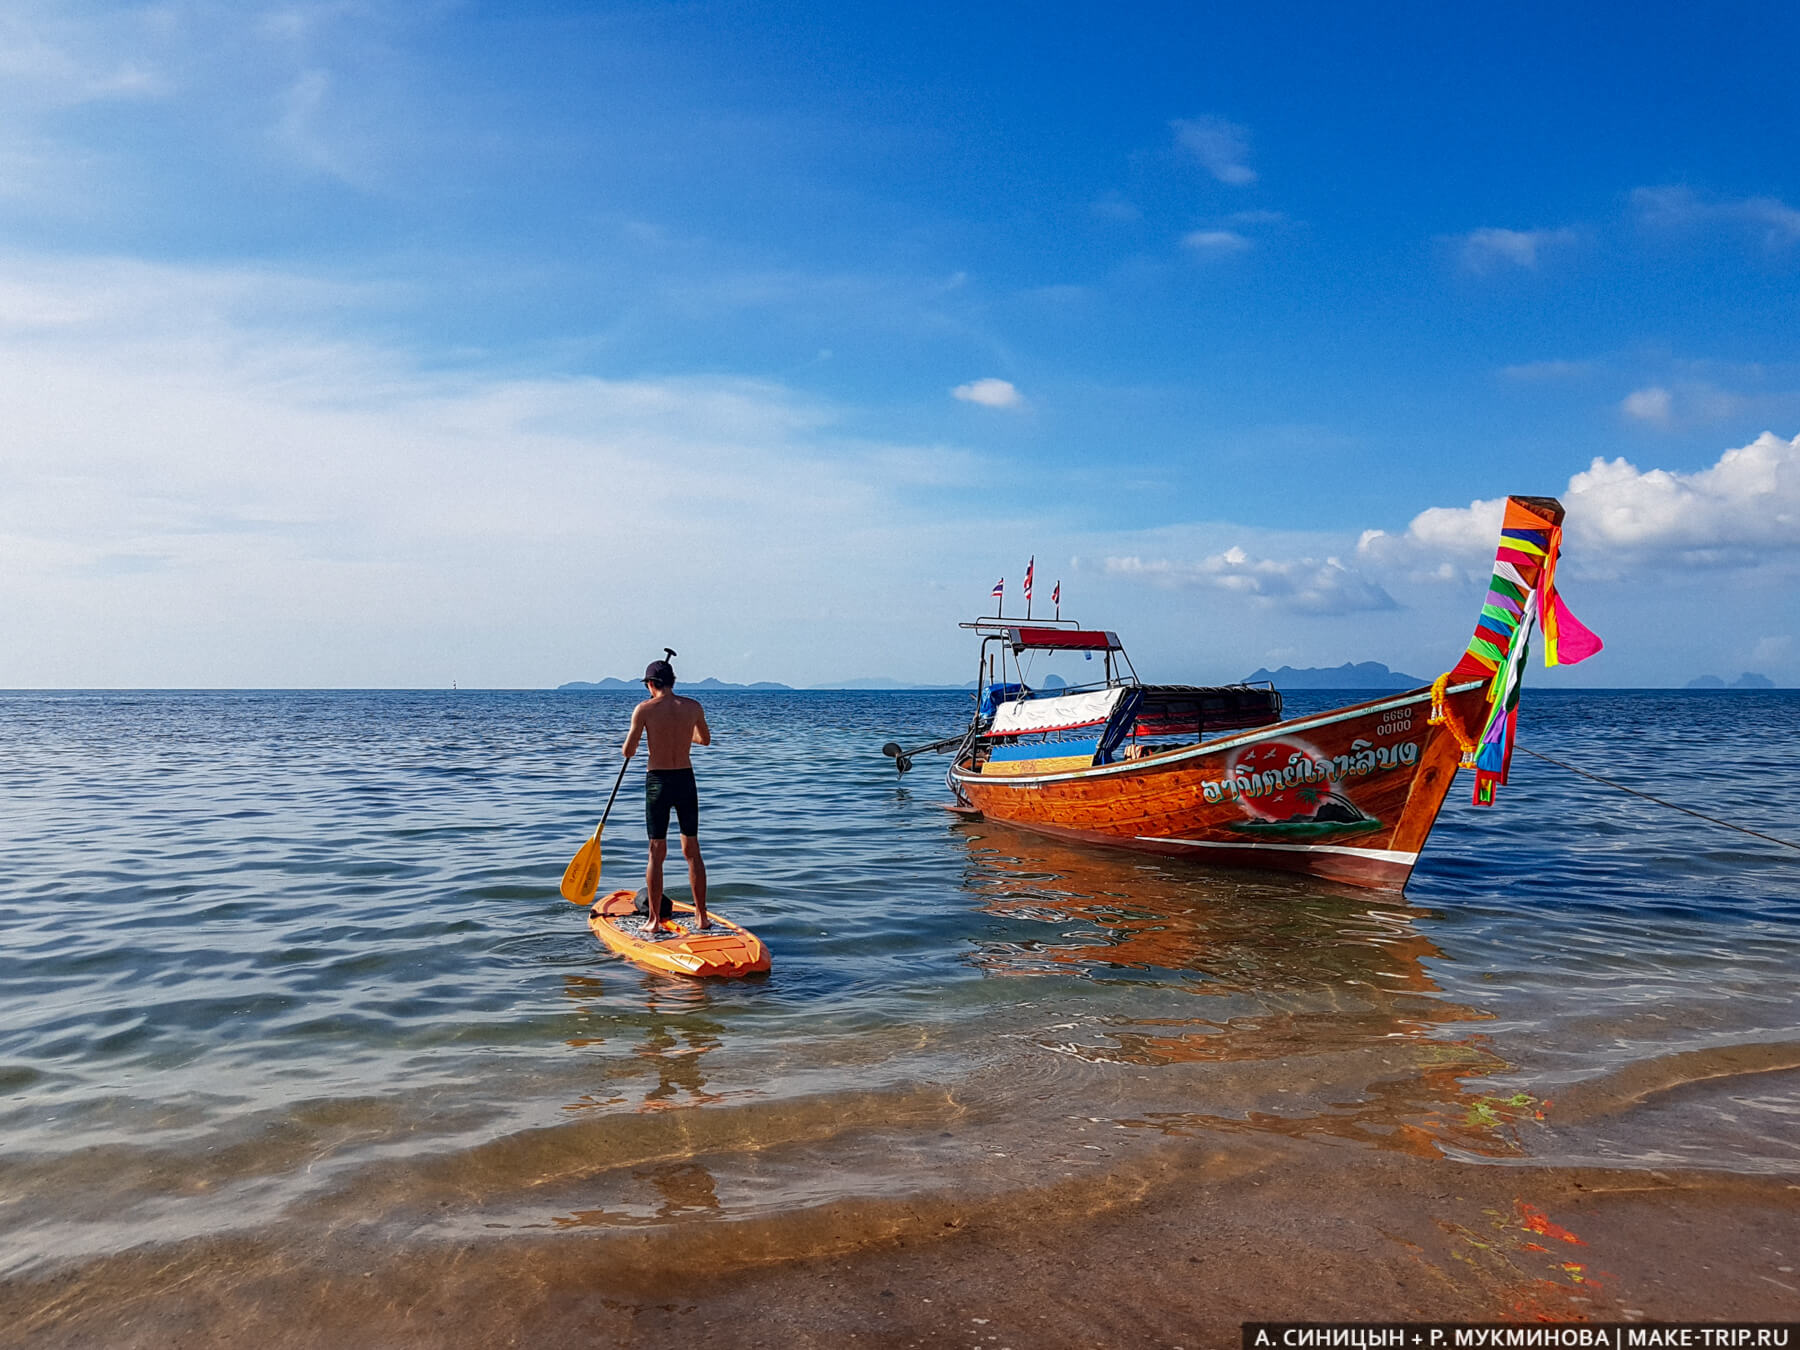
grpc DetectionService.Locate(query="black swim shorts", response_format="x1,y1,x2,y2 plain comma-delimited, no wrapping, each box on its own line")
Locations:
644,767,699,840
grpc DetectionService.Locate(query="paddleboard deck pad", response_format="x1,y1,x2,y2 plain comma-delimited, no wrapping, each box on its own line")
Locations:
588,889,771,978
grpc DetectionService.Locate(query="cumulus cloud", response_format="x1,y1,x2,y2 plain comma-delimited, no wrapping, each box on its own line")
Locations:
1103,548,1397,614
1181,229,1250,255
1172,115,1255,186
1633,185,1800,249
1357,432,1800,573
1457,226,1577,273
951,377,1023,409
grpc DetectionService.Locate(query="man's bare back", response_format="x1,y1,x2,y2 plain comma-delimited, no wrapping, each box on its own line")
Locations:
621,657,712,932
623,690,710,768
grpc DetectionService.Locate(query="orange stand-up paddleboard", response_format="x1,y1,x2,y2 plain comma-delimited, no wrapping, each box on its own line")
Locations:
588,890,771,978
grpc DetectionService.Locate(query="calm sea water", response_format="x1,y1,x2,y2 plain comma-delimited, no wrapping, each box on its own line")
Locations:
2,688,1797,1278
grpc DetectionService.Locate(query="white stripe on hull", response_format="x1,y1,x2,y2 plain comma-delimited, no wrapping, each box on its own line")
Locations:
1135,836,1420,865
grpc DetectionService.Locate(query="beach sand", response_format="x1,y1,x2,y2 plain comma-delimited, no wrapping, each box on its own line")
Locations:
6,1128,1795,1348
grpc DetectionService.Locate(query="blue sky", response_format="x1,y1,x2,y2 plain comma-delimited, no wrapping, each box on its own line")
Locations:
2,1,1796,687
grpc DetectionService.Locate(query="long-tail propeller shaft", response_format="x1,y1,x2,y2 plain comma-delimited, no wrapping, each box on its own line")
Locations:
880,732,964,775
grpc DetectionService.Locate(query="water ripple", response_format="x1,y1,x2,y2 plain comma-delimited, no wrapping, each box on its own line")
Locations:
2,687,1798,1271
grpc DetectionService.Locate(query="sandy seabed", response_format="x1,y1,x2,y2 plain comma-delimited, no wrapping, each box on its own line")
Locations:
5,1127,1795,1350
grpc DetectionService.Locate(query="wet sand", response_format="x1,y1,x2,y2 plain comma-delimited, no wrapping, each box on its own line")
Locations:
6,1128,1795,1349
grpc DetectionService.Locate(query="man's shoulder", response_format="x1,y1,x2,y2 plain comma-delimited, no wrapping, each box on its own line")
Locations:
675,693,704,712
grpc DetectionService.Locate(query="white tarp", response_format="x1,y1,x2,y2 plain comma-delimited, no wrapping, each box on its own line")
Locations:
989,687,1128,737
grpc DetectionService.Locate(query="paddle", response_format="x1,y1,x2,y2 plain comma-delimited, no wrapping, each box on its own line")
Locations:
559,757,631,905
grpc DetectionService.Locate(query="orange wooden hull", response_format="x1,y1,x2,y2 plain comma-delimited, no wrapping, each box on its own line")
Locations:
951,682,1487,891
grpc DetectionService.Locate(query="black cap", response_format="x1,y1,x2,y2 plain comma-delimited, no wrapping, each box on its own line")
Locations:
644,648,677,687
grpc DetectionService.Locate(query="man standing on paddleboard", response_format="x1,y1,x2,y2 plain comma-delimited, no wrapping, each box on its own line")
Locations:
622,650,711,934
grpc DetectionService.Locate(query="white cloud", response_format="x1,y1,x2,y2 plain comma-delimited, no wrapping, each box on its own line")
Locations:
1621,385,1674,425
0,252,1010,686
1633,185,1800,250
951,377,1022,409
1357,432,1800,573
1457,226,1576,273
1181,229,1250,255
1103,548,1397,614
1171,115,1255,186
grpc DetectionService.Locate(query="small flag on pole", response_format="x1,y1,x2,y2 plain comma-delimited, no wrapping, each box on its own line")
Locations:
1023,557,1034,618
1052,579,1061,618
990,577,1004,613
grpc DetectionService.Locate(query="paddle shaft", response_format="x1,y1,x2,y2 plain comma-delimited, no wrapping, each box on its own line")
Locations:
590,756,631,840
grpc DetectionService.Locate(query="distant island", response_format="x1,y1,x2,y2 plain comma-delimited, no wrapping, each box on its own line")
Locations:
1242,661,1426,689
1685,673,1776,690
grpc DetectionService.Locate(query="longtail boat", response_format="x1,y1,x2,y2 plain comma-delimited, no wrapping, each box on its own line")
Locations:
881,496,1603,891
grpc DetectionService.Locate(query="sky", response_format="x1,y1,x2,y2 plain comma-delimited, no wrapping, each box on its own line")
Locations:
2,1,1797,688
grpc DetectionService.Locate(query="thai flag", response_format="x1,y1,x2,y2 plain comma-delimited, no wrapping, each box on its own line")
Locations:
1052,580,1060,608
991,577,1004,601
1023,557,1034,602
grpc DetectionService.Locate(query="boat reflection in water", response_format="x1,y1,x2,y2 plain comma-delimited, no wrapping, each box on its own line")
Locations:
953,820,1546,1160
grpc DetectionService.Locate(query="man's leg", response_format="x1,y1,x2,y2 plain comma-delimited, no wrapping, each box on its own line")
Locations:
680,833,707,928
645,838,669,928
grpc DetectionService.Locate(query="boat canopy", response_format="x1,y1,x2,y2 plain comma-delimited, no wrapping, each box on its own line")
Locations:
989,686,1130,738
1006,626,1121,653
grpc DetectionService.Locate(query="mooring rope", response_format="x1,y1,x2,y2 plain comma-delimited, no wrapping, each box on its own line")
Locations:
1517,746,1800,852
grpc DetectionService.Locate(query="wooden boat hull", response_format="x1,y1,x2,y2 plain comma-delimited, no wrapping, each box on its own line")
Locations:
951,682,1488,891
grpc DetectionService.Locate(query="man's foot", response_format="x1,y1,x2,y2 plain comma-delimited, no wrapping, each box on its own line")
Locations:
692,914,711,931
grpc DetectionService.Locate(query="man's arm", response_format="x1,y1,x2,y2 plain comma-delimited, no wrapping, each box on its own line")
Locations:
691,702,711,747
623,702,648,759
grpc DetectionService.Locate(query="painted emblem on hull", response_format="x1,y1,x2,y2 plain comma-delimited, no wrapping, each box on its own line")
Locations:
1199,731,1419,839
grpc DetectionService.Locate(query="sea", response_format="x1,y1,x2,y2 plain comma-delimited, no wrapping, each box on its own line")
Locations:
2,688,1798,1284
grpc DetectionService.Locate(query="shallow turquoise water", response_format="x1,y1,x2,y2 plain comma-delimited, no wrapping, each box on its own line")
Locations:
1,688,1797,1274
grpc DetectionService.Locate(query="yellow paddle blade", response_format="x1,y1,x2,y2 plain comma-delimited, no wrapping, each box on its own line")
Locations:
559,833,602,904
